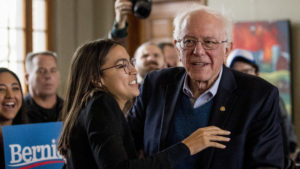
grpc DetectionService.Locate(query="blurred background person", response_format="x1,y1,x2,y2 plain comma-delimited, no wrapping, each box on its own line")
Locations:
0,68,28,169
226,48,298,167
158,42,181,67
226,49,259,75
24,51,63,123
58,39,230,169
134,41,166,83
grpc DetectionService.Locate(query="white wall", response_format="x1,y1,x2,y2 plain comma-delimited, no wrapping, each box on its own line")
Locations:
53,0,114,96
94,0,115,39
208,0,300,141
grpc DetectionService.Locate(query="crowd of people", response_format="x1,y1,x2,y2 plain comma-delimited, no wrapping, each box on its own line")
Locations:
0,51,62,168
0,0,298,169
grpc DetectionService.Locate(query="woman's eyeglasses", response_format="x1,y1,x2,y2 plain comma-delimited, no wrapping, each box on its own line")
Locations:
101,58,136,74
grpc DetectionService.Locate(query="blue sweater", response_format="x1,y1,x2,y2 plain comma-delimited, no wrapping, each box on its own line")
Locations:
168,94,214,169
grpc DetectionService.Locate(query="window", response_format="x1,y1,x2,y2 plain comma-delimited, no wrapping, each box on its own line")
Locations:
0,0,52,90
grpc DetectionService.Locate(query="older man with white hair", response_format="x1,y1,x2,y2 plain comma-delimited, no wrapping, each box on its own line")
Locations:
127,4,284,169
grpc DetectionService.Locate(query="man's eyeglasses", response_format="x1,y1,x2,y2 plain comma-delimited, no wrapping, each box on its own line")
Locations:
100,58,136,74
177,37,228,50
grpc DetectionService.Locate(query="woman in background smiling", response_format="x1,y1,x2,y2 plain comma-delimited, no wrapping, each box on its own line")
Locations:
0,68,28,169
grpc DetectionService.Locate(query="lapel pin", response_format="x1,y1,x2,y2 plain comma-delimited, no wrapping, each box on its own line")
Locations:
220,106,226,112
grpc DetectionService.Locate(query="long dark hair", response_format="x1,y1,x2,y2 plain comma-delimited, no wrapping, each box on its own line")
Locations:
0,68,27,124
57,39,121,156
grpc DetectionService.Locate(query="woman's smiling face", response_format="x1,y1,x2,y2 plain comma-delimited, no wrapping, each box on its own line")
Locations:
0,72,22,125
100,45,140,107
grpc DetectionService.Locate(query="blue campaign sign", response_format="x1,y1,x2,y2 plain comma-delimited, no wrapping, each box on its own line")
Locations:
2,122,64,169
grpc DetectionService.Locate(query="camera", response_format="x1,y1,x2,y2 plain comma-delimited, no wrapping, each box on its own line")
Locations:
131,0,152,19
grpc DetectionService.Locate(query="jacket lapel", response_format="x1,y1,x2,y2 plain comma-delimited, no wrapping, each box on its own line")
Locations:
159,70,186,150
205,66,238,169
209,67,238,127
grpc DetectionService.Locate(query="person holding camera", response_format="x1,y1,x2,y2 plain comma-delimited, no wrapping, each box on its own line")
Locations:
110,0,166,84
111,0,152,44
110,0,132,46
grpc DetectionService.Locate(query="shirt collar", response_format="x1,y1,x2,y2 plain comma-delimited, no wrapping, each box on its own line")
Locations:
183,67,223,100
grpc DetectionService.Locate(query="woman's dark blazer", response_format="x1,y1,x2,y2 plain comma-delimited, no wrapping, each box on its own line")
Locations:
65,91,190,169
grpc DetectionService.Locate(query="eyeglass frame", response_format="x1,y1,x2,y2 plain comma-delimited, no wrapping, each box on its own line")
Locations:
100,58,136,74
177,37,229,50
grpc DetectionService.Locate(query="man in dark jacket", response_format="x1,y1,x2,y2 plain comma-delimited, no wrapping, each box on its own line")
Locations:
24,51,63,123
128,4,284,169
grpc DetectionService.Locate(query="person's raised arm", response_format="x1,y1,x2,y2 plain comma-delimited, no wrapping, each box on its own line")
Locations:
110,0,132,48
115,0,132,30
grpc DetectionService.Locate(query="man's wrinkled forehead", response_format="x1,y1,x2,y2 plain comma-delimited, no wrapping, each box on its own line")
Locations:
32,54,57,63
32,54,58,69
139,45,161,55
180,11,226,38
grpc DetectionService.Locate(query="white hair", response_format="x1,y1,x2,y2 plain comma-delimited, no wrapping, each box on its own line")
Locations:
173,4,233,42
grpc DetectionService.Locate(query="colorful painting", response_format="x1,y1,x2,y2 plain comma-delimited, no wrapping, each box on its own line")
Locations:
232,20,292,117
